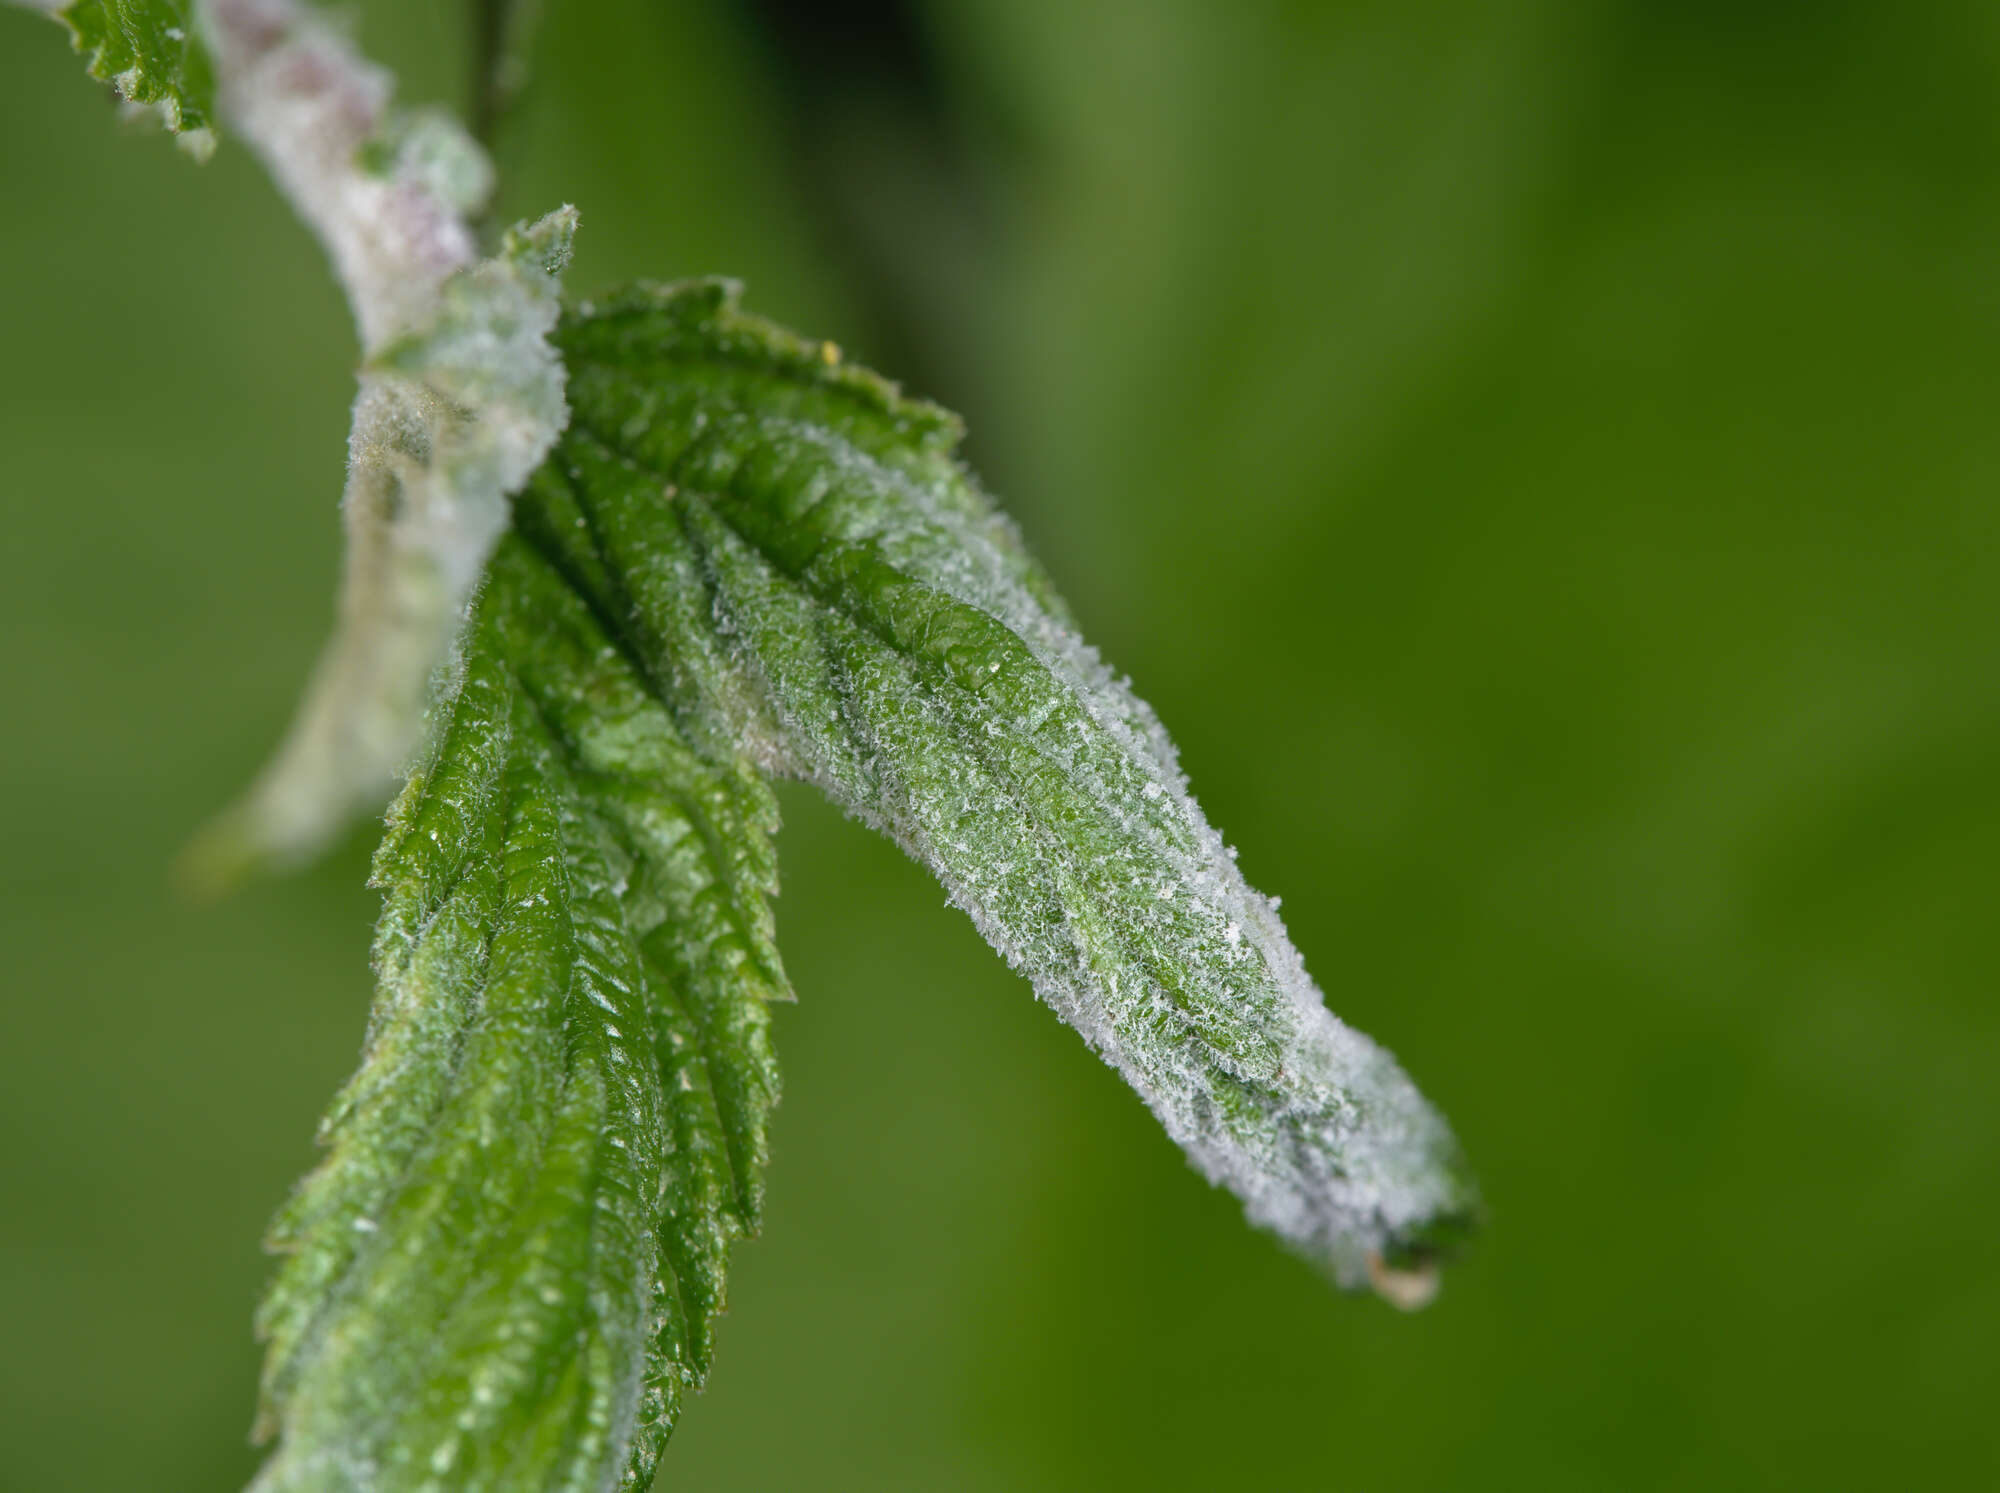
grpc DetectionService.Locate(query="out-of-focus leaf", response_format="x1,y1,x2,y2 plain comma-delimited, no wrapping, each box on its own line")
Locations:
188,210,578,884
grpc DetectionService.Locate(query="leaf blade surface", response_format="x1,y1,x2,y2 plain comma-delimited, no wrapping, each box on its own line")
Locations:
523,280,1477,1288
252,535,783,1493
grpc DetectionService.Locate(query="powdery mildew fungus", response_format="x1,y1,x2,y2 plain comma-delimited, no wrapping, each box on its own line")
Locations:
189,0,575,876
535,285,1478,1290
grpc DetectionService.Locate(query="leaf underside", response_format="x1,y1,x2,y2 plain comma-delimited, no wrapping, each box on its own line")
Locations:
257,280,1475,1490
58,0,216,152
190,210,578,885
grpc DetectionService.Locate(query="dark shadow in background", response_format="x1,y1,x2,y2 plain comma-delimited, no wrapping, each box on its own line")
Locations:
720,0,1013,464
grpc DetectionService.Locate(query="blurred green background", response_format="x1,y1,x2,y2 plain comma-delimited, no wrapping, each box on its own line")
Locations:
3,1,1996,1488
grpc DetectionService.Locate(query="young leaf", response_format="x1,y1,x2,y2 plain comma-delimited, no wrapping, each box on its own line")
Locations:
516,279,1478,1292
252,533,785,1492
189,209,579,884
52,0,216,157
182,0,578,880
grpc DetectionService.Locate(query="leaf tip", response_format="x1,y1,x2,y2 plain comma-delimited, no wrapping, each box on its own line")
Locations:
171,810,259,901
506,203,579,276
1367,1252,1442,1312
174,122,217,162
172,798,316,899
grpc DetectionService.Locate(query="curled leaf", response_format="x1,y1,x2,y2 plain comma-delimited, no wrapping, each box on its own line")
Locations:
182,0,577,883
518,280,1478,1288
186,210,577,885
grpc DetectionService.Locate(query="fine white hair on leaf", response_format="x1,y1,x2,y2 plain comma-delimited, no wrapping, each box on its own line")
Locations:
529,282,1481,1293
181,0,576,883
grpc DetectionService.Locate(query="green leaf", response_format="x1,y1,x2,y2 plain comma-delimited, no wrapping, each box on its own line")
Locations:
258,278,1475,1489
251,533,785,1492
518,279,1478,1291
57,0,216,157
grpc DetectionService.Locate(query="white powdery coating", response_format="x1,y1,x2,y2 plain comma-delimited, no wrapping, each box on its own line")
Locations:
187,0,573,875
678,408,1473,1288
204,0,483,347
116,96,218,161
934,581,1463,1285
915,483,1468,1283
